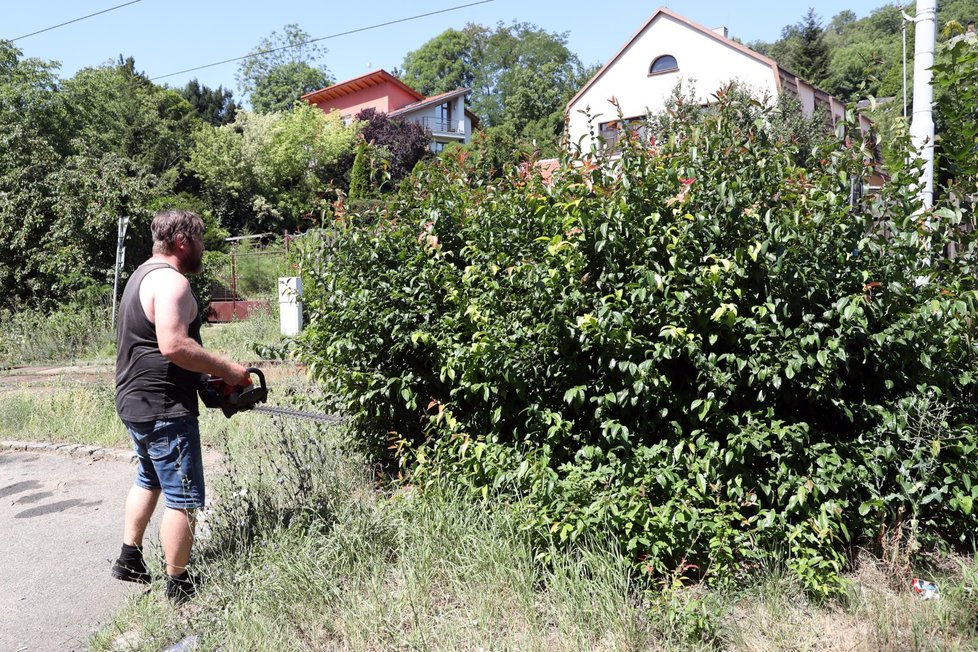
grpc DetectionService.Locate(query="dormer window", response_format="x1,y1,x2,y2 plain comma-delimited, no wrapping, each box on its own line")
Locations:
649,55,678,76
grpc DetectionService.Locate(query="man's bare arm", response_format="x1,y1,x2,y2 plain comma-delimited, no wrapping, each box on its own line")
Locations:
153,271,251,386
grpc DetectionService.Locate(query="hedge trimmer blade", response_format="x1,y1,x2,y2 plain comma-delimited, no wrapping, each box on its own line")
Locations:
251,405,343,424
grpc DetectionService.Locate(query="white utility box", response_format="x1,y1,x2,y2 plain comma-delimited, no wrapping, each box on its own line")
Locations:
278,276,303,336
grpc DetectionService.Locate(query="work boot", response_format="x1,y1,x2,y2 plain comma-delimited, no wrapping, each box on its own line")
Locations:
165,571,197,605
111,543,152,584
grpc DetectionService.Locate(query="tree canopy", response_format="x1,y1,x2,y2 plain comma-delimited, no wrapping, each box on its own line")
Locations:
400,22,597,154
187,103,359,233
756,1,978,100
236,24,333,113
179,79,240,126
59,57,197,177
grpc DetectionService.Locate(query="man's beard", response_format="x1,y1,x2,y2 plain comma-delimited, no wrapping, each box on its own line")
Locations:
181,248,204,275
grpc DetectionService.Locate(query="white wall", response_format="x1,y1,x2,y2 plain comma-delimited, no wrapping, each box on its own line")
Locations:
567,13,780,151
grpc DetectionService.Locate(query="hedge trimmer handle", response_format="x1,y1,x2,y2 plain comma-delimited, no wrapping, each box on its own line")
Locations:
199,367,268,418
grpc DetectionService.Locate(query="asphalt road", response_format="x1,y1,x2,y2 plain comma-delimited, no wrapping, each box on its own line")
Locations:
0,449,159,652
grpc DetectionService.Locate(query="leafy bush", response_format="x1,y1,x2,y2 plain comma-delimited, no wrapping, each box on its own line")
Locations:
354,108,431,187
933,37,978,203
293,86,978,596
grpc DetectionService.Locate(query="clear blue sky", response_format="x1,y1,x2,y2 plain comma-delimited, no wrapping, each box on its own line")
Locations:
5,0,893,96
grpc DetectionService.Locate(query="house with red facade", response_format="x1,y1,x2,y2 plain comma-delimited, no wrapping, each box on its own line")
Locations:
301,69,477,152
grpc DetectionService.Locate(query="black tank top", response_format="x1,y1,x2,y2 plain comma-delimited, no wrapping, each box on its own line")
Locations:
115,262,203,422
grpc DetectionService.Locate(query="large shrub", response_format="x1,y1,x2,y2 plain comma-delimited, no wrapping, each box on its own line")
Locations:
294,87,978,596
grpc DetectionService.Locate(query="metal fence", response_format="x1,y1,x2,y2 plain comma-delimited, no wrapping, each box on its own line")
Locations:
210,248,289,301
206,237,293,322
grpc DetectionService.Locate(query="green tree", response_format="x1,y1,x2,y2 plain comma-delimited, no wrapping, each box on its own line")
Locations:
347,139,370,203
0,43,162,309
237,24,332,113
59,57,198,177
0,131,156,309
400,22,596,152
179,79,239,126
0,40,69,154
796,8,830,83
769,9,830,85
188,103,359,233
401,27,477,95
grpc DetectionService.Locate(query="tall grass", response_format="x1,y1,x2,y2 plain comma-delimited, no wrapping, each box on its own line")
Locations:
0,383,125,447
90,416,671,651
0,296,114,366
199,304,284,362
87,406,978,651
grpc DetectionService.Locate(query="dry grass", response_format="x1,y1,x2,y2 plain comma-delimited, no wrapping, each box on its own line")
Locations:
725,553,977,652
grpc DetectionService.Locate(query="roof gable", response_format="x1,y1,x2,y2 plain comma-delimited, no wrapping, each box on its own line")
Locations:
567,6,781,110
301,69,424,106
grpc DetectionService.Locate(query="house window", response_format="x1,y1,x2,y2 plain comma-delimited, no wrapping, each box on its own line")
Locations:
430,141,446,154
434,101,453,132
598,116,648,152
649,55,679,75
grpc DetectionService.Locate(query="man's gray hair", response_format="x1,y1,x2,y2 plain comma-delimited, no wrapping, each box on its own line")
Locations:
151,209,204,255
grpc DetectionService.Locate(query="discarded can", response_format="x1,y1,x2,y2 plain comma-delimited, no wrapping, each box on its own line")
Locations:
912,577,940,600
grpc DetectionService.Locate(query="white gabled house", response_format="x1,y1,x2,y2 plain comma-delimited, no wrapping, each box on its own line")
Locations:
566,7,858,154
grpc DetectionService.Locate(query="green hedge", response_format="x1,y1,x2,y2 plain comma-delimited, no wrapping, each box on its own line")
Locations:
294,87,978,596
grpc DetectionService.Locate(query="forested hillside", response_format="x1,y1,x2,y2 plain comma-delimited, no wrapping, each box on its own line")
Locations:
750,0,978,100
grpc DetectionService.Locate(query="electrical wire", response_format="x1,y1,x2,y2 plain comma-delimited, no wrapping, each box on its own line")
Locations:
10,0,144,42
150,0,494,81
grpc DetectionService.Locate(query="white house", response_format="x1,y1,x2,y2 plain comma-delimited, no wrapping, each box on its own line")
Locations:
566,7,854,153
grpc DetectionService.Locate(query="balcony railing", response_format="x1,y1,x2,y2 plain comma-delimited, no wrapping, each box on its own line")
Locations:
419,117,462,134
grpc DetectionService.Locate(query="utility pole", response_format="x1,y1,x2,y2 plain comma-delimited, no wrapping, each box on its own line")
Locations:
909,0,937,210
111,215,129,329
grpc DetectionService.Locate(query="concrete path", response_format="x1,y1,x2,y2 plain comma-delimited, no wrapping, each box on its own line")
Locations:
0,448,160,652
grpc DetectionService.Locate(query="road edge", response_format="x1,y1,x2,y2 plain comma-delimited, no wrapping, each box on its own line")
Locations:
0,440,136,463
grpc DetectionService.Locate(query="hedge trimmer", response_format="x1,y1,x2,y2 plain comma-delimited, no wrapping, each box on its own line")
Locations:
199,367,341,424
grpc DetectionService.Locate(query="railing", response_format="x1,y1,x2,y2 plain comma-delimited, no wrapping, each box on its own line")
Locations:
419,117,462,133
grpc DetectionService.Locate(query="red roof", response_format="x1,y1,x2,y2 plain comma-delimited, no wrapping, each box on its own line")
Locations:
301,69,424,105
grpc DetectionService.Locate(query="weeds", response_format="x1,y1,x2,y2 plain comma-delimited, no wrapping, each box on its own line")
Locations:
0,297,114,366
89,415,662,651
199,305,283,362
0,383,125,447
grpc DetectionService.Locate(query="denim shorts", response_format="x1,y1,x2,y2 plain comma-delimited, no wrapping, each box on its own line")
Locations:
123,415,205,510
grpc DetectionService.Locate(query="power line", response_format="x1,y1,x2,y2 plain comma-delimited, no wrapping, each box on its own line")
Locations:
10,0,144,42
150,0,494,82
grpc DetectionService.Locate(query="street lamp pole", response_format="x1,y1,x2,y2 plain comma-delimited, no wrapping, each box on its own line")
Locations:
908,0,937,210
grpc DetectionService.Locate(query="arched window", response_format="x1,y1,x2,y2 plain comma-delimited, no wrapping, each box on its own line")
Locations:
649,55,678,75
